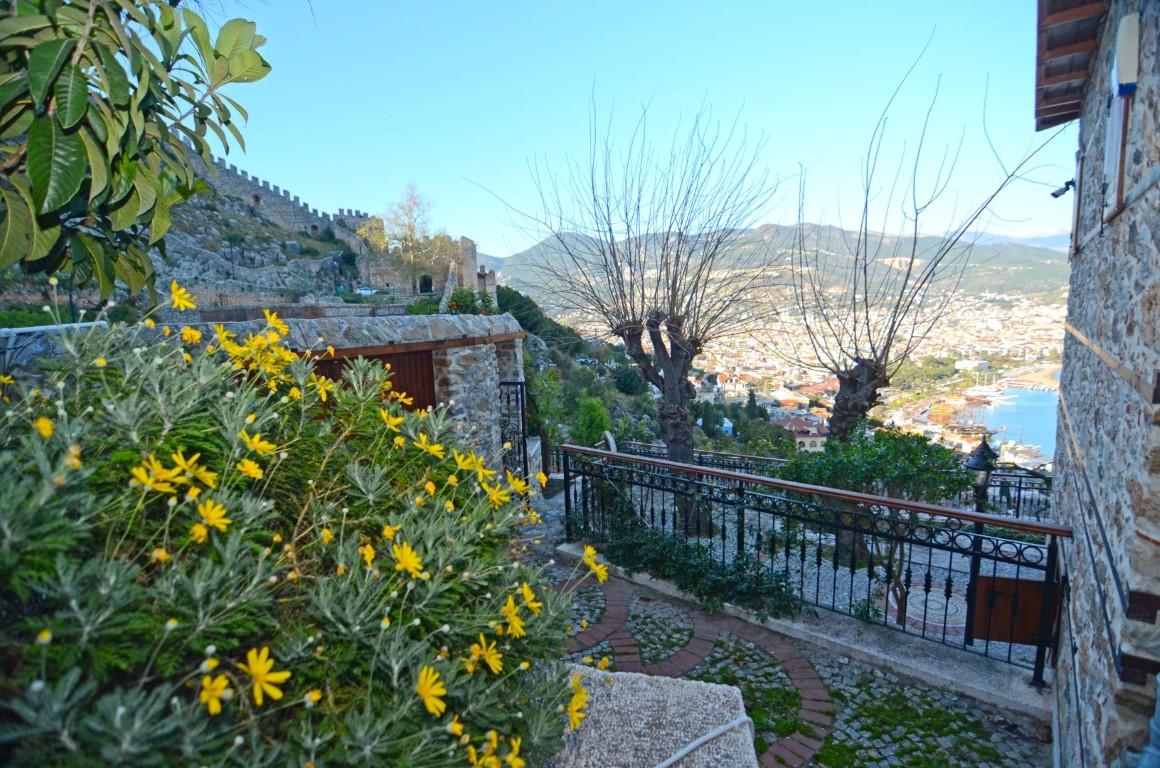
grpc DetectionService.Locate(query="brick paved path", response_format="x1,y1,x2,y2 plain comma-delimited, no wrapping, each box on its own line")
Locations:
559,576,831,767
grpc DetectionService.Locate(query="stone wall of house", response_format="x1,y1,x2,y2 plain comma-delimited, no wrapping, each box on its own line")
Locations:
434,344,502,461
361,236,482,299
1052,2,1160,766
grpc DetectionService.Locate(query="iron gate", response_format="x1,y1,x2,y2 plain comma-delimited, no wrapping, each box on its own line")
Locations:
499,380,528,478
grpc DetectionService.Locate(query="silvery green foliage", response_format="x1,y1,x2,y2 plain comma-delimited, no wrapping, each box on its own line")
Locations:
0,314,572,766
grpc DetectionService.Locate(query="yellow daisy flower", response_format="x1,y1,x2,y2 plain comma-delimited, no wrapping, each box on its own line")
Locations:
170,280,197,311
236,646,291,707
415,665,446,717
236,458,264,480
199,674,229,715
392,540,424,579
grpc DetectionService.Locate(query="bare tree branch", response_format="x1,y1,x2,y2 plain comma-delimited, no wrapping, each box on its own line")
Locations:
517,100,784,464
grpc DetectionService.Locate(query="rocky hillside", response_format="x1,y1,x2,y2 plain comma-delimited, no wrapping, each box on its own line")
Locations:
157,188,360,301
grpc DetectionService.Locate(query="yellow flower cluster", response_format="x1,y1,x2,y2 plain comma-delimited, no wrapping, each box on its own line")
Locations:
566,672,589,731
582,545,609,584
213,315,299,392
130,451,217,497
466,730,525,768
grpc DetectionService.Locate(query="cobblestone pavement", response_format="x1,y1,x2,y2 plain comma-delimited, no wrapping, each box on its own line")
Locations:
628,593,692,664
528,488,1052,767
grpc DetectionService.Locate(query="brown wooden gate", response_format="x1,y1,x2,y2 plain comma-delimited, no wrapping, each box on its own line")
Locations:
971,575,1056,645
313,350,436,411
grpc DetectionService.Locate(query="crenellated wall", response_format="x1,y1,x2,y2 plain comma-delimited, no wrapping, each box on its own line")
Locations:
180,138,372,256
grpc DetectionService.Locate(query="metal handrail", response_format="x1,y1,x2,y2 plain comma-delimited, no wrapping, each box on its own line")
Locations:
561,444,1072,539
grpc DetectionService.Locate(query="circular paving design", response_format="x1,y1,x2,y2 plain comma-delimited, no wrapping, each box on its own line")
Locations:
559,576,832,767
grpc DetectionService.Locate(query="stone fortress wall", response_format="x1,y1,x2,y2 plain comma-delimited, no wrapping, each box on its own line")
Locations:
180,137,372,257
178,139,495,300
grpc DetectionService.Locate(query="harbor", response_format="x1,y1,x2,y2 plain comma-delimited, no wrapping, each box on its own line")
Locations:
884,364,1060,467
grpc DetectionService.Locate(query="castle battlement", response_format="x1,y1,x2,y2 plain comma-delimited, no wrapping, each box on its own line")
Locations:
180,137,371,254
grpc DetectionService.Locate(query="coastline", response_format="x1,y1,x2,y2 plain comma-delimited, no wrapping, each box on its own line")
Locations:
998,363,1061,391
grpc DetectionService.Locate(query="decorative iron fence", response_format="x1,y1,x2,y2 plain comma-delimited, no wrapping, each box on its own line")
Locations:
561,444,1071,686
947,466,1053,521
618,441,790,477
618,442,1053,521
499,381,529,479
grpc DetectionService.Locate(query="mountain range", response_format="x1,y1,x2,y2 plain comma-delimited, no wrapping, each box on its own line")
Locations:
478,225,1070,302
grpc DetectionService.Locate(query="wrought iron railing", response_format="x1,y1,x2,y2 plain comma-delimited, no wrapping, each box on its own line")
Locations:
561,444,1071,686
947,465,1053,521
499,381,529,479
618,441,790,477
618,442,1053,521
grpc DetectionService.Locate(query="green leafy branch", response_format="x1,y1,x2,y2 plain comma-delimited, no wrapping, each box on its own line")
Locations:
0,0,270,297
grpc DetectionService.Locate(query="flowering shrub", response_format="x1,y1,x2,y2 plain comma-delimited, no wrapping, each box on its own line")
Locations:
0,285,598,766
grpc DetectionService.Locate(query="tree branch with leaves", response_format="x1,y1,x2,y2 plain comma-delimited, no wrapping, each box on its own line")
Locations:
0,0,269,298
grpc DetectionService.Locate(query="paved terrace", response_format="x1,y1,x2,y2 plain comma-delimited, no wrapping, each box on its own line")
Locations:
526,487,1052,768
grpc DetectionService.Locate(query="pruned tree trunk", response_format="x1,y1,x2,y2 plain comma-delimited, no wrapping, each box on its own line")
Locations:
830,358,889,441
521,101,781,541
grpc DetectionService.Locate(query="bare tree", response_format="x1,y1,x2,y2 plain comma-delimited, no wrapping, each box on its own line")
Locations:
784,77,1057,441
524,104,781,467
359,184,446,294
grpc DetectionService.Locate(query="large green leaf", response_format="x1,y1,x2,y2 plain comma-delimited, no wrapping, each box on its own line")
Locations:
68,234,94,286
108,188,140,231
8,179,59,263
0,109,33,140
181,8,215,70
54,65,88,129
226,50,270,84
113,243,150,293
0,14,52,39
149,196,171,244
96,45,130,107
30,218,61,263
27,38,75,108
132,167,158,217
0,184,35,268
214,19,260,58
27,116,87,213
75,232,116,296
0,75,28,112
79,128,109,202
108,156,137,205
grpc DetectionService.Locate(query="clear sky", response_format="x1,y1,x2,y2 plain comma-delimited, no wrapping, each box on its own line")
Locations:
208,1,1079,256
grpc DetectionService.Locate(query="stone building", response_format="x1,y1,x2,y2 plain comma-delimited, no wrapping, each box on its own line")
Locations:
359,235,485,299
215,312,527,466
1034,2,1160,764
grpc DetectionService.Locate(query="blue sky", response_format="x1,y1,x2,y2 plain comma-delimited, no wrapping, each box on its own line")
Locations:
211,1,1079,256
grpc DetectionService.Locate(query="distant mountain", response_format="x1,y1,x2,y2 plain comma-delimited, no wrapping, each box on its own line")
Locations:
477,251,505,272
967,231,1072,253
488,225,1070,302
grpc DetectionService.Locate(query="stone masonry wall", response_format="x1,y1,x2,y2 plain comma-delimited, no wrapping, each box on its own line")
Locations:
182,139,371,257
1052,2,1160,766
434,345,501,462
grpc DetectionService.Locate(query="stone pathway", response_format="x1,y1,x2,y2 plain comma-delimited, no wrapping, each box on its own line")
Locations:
557,575,1050,767
526,488,1051,767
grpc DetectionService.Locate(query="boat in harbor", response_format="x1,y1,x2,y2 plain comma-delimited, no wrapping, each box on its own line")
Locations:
964,384,1004,404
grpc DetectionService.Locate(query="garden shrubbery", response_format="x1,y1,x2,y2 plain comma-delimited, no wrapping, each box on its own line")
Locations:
0,284,594,766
